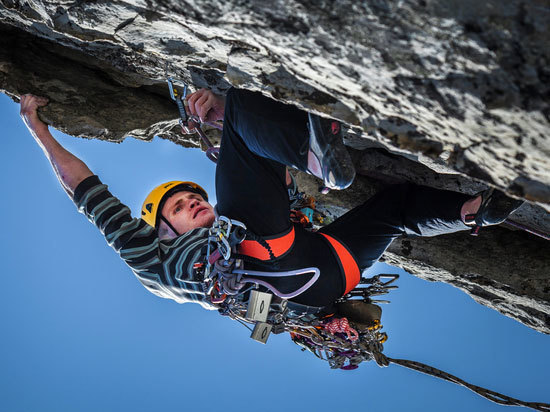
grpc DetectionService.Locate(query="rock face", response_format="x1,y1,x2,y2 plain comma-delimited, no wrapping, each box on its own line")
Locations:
1,0,549,332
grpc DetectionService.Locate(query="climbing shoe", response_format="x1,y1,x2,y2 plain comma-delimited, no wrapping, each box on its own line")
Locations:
307,113,355,190
465,188,524,236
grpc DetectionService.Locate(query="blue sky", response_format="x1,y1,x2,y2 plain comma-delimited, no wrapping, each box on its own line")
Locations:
1,92,548,412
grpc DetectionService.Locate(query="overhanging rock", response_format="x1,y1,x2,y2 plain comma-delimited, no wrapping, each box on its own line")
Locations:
1,0,548,332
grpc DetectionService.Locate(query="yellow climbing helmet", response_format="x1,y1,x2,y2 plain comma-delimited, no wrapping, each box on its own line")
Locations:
141,181,209,228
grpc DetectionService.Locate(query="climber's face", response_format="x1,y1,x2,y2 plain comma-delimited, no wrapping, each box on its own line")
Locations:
161,190,215,234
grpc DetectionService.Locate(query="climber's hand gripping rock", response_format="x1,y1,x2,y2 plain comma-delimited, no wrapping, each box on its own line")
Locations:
185,88,225,129
20,94,49,135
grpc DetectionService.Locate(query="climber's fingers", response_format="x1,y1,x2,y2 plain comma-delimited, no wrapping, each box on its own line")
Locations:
187,88,221,122
19,94,49,117
186,88,207,118
19,94,50,133
194,92,212,121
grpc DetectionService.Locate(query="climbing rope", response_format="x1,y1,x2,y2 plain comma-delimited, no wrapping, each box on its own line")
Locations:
384,357,550,411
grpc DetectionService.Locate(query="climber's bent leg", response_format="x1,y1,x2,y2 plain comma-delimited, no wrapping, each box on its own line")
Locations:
223,87,310,171
320,183,472,270
215,88,312,236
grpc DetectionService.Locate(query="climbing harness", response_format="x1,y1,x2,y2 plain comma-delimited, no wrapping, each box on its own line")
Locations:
200,207,393,356
202,214,319,301
166,78,222,163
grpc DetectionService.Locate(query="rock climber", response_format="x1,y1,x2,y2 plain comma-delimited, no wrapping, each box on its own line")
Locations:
19,88,522,311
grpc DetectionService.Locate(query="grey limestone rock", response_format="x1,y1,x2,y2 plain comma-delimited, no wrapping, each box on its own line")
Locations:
1,0,548,332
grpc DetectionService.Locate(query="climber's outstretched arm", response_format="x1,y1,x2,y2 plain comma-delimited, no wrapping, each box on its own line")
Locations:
20,94,93,197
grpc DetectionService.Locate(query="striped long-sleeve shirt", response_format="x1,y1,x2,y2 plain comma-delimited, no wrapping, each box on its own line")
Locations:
73,175,216,310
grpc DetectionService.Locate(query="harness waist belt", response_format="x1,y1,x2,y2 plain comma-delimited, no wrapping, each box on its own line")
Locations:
239,226,295,261
320,233,360,295
238,227,360,295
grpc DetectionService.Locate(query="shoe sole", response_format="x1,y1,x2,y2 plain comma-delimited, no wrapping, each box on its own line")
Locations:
308,113,355,190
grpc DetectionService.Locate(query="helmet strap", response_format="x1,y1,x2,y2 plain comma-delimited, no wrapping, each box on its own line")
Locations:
160,214,181,237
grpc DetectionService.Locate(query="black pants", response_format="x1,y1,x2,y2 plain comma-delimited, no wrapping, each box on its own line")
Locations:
215,88,471,307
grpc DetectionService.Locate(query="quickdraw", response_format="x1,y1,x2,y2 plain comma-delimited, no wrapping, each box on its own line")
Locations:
166,77,222,163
